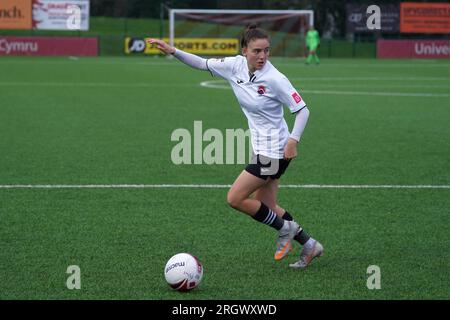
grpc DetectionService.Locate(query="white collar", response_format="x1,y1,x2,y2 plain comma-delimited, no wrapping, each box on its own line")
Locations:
245,59,270,82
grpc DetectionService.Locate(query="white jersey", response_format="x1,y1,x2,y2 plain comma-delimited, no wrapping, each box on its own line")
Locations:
207,55,306,159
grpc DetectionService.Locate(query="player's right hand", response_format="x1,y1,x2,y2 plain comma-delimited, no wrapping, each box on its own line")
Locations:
147,39,176,55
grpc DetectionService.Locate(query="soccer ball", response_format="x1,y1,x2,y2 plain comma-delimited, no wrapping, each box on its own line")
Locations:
164,253,203,291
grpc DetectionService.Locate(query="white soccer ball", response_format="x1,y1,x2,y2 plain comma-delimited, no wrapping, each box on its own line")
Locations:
164,253,203,291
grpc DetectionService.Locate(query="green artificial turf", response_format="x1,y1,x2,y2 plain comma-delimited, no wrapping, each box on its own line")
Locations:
0,56,449,299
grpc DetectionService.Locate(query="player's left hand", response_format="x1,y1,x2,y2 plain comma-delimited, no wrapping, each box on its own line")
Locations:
283,138,298,160
147,38,175,55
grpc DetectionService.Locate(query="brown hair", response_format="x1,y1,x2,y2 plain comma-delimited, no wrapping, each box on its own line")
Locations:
240,24,269,48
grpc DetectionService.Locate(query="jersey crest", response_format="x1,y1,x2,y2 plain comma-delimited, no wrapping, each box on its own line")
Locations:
257,85,266,95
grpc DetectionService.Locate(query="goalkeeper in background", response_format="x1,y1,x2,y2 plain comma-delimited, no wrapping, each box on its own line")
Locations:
305,26,320,65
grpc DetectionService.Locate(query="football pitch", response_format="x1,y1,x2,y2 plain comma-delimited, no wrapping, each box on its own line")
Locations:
0,56,449,300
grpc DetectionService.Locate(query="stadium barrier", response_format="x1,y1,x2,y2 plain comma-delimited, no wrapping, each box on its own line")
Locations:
0,36,98,56
377,39,450,59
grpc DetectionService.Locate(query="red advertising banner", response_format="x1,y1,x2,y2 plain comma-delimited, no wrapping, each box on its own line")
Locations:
400,2,450,34
0,36,97,56
377,39,450,59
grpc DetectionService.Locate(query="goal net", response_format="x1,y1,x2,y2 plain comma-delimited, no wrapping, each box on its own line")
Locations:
168,9,314,57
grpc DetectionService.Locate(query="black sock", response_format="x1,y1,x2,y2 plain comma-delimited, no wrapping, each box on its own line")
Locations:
282,210,310,244
282,211,293,221
294,229,311,245
252,202,284,230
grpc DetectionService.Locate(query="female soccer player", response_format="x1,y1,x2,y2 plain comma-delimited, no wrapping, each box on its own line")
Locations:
149,25,323,269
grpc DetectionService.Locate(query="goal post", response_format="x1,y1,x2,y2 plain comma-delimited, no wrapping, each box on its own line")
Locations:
168,9,314,57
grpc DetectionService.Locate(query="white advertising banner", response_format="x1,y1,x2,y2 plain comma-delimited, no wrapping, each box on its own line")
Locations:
32,0,90,31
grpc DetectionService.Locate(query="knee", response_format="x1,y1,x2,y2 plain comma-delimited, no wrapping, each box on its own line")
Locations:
226,190,241,209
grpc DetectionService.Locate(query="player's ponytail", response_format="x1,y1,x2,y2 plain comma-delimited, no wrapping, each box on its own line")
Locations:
240,24,269,48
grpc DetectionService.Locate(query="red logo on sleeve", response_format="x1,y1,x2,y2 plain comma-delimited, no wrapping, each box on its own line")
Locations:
292,92,302,104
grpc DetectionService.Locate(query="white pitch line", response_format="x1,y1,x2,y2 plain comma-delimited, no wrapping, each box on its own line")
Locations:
304,84,450,88
0,82,195,88
301,89,450,98
0,184,449,189
0,59,448,68
199,80,450,97
282,185,450,189
276,63,449,68
290,76,450,81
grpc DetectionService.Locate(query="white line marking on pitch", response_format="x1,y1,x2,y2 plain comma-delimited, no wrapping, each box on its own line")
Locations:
0,184,448,189
290,76,450,81
301,89,450,98
200,80,450,97
0,82,195,88
312,84,450,89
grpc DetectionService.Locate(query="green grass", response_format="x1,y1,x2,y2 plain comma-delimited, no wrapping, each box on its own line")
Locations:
0,57,449,299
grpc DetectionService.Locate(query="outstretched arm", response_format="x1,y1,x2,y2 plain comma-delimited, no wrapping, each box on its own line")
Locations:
148,39,208,71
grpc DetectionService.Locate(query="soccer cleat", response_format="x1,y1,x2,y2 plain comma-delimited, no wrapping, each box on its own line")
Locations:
274,220,300,260
289,239,323,269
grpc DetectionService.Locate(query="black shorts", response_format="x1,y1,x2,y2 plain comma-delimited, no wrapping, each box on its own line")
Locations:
245,154,291,180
